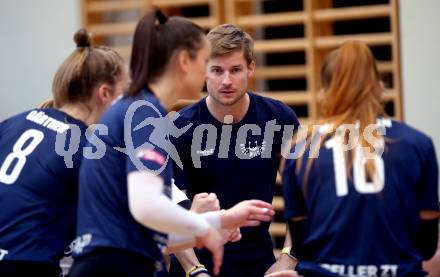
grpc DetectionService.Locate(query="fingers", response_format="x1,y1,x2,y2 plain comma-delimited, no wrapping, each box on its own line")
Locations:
240,220,261,227
202,228,224,276
228,228,242,242
247,205,275,218
247,213,273,222
220,200,275,229
194,192,217,202
230,232,242,242
210,229,223,276
207,192,217,200
193,192,209,200
245,199,274,210
211,246,223,276
240,200,275,217
207,193,220,211
236,205,273,227
191,192,220,213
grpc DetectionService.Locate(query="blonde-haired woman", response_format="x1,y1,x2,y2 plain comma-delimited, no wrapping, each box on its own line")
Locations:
0,29,129,276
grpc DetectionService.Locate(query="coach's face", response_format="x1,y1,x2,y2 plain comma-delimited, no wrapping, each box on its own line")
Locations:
206,49,255,106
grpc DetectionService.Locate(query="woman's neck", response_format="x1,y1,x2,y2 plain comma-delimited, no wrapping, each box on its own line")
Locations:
59,102,99,126
148,75,180,111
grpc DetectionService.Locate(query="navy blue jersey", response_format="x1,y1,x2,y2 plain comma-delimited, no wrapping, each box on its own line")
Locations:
0,108,87,265
173,92,299,260
283,119,439,277
73,90,173,265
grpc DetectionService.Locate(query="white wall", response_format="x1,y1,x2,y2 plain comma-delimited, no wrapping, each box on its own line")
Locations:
400,0,440,192
0,0,80,120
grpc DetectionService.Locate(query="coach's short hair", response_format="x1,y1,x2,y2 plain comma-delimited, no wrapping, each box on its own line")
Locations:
207,24,254,64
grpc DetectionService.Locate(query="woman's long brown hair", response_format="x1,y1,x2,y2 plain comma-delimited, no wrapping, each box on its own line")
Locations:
299,40,385,193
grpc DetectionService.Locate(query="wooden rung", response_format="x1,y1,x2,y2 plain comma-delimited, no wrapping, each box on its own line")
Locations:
254,38,308,53
314,4,391,22
272,196,284,211
112,46,131,60
86,0,215,18
237,11,306,27
276,173,281,185
377,62,394,73
89,22,136,36
190,16,217,28
90,16,214,37
269,222,286,236
255,65,307,79
258,91,310,105
235,0,272,2
382,90,397,102
315,33,393,49
152,0,211,8
298,117,311,126
87,0,146,13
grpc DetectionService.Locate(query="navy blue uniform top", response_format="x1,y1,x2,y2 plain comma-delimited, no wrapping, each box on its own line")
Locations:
173,92,299,260
0,108,86,265
283,119,439,277
73,90,173,264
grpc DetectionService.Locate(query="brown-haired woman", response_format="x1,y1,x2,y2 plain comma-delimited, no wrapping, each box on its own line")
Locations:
276,41,439,277
0,29,129,276
69,9,274,277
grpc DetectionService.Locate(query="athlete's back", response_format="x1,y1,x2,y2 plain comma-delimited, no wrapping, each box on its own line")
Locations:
281,40,439,277
0,28,127,277
283,119,438,276
0,109,86,265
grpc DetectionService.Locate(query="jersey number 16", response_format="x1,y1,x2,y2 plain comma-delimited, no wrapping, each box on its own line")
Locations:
325,136,385,197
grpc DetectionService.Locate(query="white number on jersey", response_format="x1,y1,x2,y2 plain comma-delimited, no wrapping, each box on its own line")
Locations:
0,129,44,185
325,135,385,197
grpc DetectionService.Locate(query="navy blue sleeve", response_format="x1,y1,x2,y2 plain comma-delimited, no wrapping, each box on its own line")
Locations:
279,101,300,129
125,105,169,180
282,157,307,220
419,138,439,211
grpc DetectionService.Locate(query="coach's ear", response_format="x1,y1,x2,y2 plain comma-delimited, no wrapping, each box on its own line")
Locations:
247,60,255,79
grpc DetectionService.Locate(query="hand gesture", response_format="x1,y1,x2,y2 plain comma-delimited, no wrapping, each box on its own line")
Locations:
195,227,224,276
220,200,274,229
191,193,220,213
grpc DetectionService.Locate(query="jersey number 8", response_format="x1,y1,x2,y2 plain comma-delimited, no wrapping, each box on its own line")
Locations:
0,129,44,185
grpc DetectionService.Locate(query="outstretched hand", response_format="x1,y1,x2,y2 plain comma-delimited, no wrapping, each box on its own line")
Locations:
220,200,274,229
